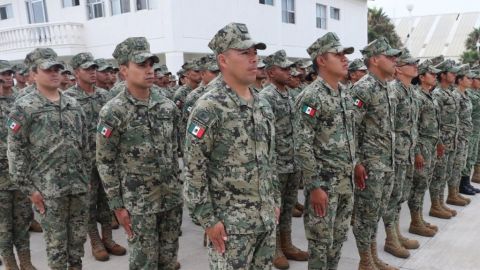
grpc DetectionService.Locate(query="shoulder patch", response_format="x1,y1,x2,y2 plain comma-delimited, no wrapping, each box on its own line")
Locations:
301,104,317,117
7,118,21,133
97,122,113,138
354,98,364,108
188,122,206,139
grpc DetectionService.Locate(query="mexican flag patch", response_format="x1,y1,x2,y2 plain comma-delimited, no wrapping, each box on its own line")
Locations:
188,123,206,139
354,98,364,108
97,123,113,138
7,118,20,133
302,104,316,117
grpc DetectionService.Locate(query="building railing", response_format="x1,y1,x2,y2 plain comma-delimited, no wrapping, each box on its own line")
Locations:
0,22,84,51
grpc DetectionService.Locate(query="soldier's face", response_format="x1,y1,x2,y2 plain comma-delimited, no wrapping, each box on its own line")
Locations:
286,76,300,88
268,66,290,86
396,63,418,79
15,73,27,84
421,72,437,87
472,78,480,89
0,71,14,88
186,70,202,84
201,70,218,85
445,72,456,84
34,66,62,90
458,76,472,88
76,66,97,85
318,52,349,79
219,47,258,86
256,67,267,80
123,59,155,89
96,70,112,86
350,70,367,84
376,54,397,77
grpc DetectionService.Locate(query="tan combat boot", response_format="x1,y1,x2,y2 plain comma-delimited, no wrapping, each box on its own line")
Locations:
429,197,452,219
420,216,438,233
446,186,467,206
3,254,19,270
384,226,410,258
89,229,109,261
439,194,457,216
371,241,399,270
101,225,126,256
395,221,419,249
358,250,378,270
280,230,308,261
409,211,436,237
273,231,289,269
456,187,471,204
472,164,480,183
18,250,37,270
28,219,42,233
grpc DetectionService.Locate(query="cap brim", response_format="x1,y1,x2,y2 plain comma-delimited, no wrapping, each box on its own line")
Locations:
97,66,113,72
280,59,295,69
233,40,267,51
385,48,402,57
79,61,98,69
38,60,64,70
449,66,461,73
131,52,160,64
398,58,420,65
0,68,14,73
429,67,442,74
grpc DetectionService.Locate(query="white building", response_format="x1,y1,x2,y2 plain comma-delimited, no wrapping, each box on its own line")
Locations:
0,0,368,73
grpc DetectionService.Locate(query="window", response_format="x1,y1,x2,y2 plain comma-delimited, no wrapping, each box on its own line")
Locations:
316,4,327,29
87,0,105,19
0,4,13,20
111,0,130,15
259,0,274,5
136,0,149,10
281,0,295,24
63,0,80,8
330,7,340,20
26,0,47,23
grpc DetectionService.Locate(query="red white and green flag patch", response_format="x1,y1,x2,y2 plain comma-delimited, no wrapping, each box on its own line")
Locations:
7,118,21,133
97,123,113,138
354,98,364,108
188,123,206,139
302,104,316,117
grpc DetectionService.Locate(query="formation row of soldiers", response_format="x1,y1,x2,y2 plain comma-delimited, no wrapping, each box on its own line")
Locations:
0,21,479,270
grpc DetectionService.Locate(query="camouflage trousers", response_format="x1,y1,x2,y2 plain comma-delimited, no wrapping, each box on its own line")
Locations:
408,141,438,211
304,171,353,270
352,169,395,252
88,168,111,231
37,193,88,269
278,171,301,232
449,138,468,187
128,206,182,270
208,230,275,270
430,146,456,199
0,190,32,258
383,164,414,227
463,131,480,176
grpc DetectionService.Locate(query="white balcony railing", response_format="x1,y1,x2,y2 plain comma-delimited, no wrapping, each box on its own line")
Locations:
0,22,85,51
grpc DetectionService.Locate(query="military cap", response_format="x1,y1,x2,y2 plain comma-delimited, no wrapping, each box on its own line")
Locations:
68,74,76,81
11,63,28,75
177,68,185,77
456,64,475,77
430,55,444,66
264,50,294,69
153,63,162,71
348,58,367,71
60,63,74,75
112,37,159,65
169,74,177,82
110,61,119,71
71,52,98,70
290,67,301,77
435,59,460,73
417,59,441,75
472,70,480,79
95,58,113,72
24,48,63,70
0,60,14,73
396,48,419,65
257,59,266,69
208,22,266,54
294,59,312,69
182,58,201,71
307,32,354,59
200,54,219,72
360,36,402,58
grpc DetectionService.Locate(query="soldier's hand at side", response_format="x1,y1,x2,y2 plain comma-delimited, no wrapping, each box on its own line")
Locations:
205,222,227,254
354,164,367,190
415,154,425,170
310,188,328,217
114,208,133,239
437,144,445,158
275,207,280,224
30,191,45,214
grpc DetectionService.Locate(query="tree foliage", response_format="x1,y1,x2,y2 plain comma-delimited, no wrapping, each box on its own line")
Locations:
368,7,402,48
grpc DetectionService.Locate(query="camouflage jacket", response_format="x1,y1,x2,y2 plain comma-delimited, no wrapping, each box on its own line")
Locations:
453,88,472,141
432,86,459,151
352,73,396,172
184,78,279,235
64,85,110,163
96,85,182,215
295,77,356,192
391,80,419,164
7,89,89,198
0,92,17,190
259,83,297,174
183,76,223,124
15,84,36,101
173,84,193,110
414,87,441,157
288,86,303,100
466,88,480,129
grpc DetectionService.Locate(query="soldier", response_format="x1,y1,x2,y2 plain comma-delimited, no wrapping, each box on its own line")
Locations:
0,61,15,95
0,61,37,270
155,64,175,99
295,32,358,270
408,60,444,234
294,59,312,88
251,59,267,93
7,48,89,270
169,74,178,88
96,37,182,270
95,58,115,90
184,22,280,269
287,67,303,99
350,37,401,270
469,71,480,184
11,64,29,92
381,49,420,259
173,59,202,111
259,50,308,269
347,58,368,87
60,64,75,91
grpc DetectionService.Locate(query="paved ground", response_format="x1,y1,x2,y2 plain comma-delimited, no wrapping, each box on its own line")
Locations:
2,184,480,270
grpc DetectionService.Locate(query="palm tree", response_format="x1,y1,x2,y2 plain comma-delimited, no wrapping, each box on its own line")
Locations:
461,28,480,64
368,7,402,48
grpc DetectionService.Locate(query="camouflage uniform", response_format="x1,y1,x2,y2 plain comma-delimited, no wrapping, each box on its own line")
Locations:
462,71,480,177
7,48,89,269
184,23,278,270
11,63,29,93
351,38,400,253
96,37,182,270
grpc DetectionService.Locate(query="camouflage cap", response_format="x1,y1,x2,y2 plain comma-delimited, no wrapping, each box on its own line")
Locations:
208,22,266,54
182,58,201,71
71,52,97,70
348,58,367,71
0,60,14,73
472,70,480,79
307,32,354,59
361,36,402,58
435,59,460,73
257,59,266,69
155,64,171,77
200,54,219,72
110,60,119,71
430,55,444,66
177,68,185,77
112,37,159,65
169,74,177,82
24,48,63,70
264,50,294,69
290,67,301,77
294,59,312,69
60,63,74,75
94,58,113,72
11,63,28,75
417,59,441,75
456,64,475,77
396,48,419,66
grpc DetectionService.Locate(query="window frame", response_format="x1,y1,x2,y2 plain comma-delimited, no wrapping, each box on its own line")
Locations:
316,3,327,29
25,0,48,24
0,4,13,20
330,6,340,20
110,0,131,15
87,0,105,20
62,0,80,8
281,0,295,24
259,0,274,6
136,0,149,11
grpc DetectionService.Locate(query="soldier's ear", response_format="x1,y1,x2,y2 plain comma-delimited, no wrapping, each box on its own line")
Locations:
217,53,228,70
